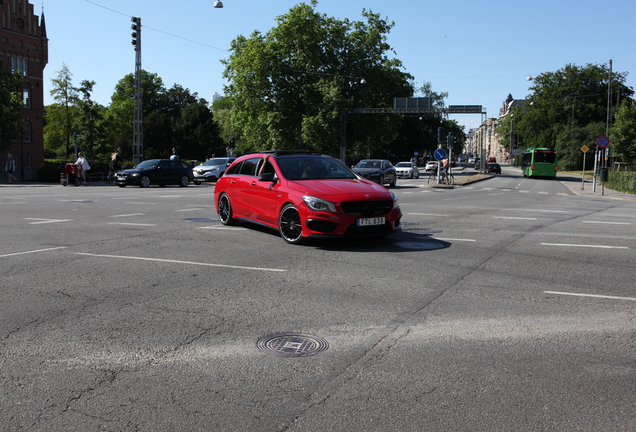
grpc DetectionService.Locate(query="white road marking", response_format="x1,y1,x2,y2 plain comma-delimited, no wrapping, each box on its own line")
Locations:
76,253,287,272
408,213,449,217
24,218,72,224
0,246,67,258
541,242,629,249
107,223,157,226
0,202,28,205
175,208,202,212
111,213,146,218
582,221,630,225
197,226,243,230
545,291,636,301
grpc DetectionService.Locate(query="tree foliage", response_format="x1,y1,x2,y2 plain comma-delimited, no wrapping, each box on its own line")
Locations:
0,59,23,153
497,63,634,170
222,1,414,159
44,67,223,163
611,100,636,164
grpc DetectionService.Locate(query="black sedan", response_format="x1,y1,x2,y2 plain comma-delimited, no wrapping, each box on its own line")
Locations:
485,163,501,174
115,159,194,188
352,159,397,187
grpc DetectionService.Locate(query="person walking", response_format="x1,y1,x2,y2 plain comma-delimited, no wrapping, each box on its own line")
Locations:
75,152,91,184
5,152,17,183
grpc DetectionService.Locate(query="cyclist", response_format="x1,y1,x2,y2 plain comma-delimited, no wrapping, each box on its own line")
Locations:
440,157,450,183
75,152,91,185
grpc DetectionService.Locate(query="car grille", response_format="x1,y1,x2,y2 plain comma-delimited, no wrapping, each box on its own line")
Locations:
341,200,393,217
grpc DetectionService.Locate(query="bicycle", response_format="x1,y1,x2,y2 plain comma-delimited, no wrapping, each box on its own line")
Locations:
427,171,454,185
77,167,92,186
106,170,117,186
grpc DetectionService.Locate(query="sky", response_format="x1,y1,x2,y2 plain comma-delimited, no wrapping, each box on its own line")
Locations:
41,0,636,131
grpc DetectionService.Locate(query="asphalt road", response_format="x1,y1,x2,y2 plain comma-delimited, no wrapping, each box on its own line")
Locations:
1,166,635,431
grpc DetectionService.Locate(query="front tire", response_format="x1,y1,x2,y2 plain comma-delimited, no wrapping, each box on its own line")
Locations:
390,175,397,187
140,176,151,188
218,194,237,226
279,204,304,245
179,175,190,187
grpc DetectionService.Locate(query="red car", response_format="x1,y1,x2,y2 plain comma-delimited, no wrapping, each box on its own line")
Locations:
214,151,403,244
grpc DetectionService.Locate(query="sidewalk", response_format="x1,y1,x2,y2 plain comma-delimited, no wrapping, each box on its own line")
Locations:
559,177,636,203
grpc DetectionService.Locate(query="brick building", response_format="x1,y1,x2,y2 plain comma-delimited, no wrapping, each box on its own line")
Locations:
1,0,47,181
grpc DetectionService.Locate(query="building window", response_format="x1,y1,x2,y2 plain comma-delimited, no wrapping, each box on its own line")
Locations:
11,57,28,76
26,153,32,168
23,89,30,108
22,122,31,142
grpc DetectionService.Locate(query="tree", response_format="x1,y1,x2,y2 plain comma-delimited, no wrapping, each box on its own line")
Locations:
611,100,636,164
75,80,107,159
0,59,23,153
222,1,413,159
49,64,78,157
500,63,634,170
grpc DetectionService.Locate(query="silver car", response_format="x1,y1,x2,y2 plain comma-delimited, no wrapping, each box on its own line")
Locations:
192,157,235,184
395,161,420,178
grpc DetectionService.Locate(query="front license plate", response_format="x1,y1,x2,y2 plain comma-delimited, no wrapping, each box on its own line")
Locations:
357,217,385,226
117,176,125,181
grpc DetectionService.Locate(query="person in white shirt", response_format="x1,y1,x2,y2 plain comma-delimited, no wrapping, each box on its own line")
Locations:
75,152,91,184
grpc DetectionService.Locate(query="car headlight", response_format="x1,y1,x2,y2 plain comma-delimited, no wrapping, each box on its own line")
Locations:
302,196,337,213
390,191,398,208
130,173,140,177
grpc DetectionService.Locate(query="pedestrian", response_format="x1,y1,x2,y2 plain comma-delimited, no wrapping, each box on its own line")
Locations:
170,148,179,160
5,152,17,183
110,148,123,172
75,152,91,184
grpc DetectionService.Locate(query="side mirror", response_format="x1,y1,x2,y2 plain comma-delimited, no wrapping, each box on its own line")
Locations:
259,172,276,182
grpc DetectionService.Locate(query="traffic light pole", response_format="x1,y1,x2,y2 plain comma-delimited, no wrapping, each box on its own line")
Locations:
131,17,143,163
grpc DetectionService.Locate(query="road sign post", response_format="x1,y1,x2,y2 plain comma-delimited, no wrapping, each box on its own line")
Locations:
581,145,589,190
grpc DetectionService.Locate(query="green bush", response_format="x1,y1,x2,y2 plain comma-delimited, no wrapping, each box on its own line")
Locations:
607,171,636,194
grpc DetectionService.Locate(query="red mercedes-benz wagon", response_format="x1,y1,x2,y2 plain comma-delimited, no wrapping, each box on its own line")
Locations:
214,151,402,244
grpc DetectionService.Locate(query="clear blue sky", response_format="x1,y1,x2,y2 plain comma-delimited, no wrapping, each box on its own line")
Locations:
42,0,636,131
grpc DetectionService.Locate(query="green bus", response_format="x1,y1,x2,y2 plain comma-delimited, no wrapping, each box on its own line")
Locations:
521,148,558,178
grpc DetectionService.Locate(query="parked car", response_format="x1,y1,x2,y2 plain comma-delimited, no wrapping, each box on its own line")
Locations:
425,161,439,172
458,155,467,163
192,157,235,184
474,158,481,170
115,159,193,188
485,162,501,174
214,151,402,244
468,157,476,164
488,156,497,163
395,161,420,179
351,159,397,187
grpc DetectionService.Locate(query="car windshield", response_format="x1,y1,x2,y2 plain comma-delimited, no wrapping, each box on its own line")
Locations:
202,158,227,166
354,161,381,169
396,162,412,167
276,156,357,181
135,160,159,170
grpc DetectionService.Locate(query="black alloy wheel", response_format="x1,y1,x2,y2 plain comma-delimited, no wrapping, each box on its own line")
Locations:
179,175,190,187
218,194,237,225
279,203,304,245
140,176,151,188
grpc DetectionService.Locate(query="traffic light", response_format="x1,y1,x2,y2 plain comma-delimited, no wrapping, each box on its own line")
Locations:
73,132,77,143
437,127,445,144
447,132,453,148
131,17,140,48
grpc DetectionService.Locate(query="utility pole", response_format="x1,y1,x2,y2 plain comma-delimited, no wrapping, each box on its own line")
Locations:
131,17,143,163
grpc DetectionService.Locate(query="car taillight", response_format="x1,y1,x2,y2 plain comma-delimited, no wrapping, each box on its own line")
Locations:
555,165,559,171
531,164,534,170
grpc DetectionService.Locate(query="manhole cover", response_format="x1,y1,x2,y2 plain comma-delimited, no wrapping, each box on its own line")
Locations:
394,241,445,250
183,218,218,222
257,333,329,357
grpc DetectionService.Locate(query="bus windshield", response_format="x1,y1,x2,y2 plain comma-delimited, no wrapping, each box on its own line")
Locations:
533,150,556,163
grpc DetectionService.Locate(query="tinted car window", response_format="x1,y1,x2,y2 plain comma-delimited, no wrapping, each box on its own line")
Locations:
238,158,259,176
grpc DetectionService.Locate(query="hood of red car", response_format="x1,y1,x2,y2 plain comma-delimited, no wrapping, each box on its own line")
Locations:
287,178,390,198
